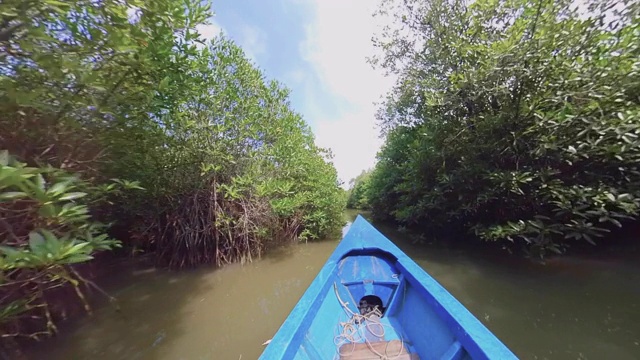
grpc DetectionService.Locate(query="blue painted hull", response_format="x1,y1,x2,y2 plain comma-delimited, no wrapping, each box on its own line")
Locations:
260,215,517,359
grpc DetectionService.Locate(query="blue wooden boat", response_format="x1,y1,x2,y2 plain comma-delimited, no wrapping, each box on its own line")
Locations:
260,215,517,360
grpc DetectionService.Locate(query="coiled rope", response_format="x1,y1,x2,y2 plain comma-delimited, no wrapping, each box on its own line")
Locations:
333,283,405,360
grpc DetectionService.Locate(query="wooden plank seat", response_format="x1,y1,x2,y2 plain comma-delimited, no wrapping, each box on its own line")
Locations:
338,340,419,360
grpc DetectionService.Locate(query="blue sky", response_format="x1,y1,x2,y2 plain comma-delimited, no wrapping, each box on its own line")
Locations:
197,0,395,186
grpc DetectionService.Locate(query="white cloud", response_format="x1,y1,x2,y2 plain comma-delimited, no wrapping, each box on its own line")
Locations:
299,0,395,186
196,21,223,42
238,25,268,64
196,21,266,65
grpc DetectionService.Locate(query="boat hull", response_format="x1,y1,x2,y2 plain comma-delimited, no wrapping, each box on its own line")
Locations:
260,215,517,359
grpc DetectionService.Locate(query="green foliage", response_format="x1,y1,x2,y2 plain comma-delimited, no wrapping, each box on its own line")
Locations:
97,30,346,261
0,151,122,337
0,0,344,336
1,0,343,253
370,0,640,255
1,0,344,337
347,170,373,210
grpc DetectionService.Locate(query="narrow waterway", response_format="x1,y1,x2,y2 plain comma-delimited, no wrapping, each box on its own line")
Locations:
28,211,640,359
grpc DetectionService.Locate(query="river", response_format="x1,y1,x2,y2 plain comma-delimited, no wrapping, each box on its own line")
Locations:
27,211,640,359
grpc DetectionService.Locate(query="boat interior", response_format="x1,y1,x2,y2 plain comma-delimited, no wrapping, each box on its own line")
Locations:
295,248,472,360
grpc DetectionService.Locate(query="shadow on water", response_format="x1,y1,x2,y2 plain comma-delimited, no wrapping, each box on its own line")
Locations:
26,263,214,360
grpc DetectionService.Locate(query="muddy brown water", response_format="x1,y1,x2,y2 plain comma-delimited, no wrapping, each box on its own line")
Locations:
27,211,640,359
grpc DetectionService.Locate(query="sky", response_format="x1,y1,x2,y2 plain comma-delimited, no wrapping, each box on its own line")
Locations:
196,0,395,186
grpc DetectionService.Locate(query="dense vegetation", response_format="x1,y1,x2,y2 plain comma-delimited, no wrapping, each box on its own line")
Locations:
346,170,372,210
0,0,344,341
366,0,640,255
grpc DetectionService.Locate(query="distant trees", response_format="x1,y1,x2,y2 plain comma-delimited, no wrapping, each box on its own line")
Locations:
1,0,344,340
368,0,640,255
347,170,372,210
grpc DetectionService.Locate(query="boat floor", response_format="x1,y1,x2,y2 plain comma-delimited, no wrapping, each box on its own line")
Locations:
336,316,420,360
338,340,419,360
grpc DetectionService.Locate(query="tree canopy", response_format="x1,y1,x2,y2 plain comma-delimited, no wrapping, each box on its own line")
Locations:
367,0,640,255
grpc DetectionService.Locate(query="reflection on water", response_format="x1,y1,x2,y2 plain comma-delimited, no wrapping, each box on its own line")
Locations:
28,211,640,359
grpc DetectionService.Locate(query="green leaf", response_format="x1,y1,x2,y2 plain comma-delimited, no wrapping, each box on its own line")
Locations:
62,242,91,257
583,234,596,246
0,299,31,321
62,254,94,264
45,0,71,7
34,174,45,191
47,181,68,196
28,231,45,250
0,246,22,257
0,192,27,201
38,204,56,217
610,218,622,228
59,192,87,201
159,76,171,90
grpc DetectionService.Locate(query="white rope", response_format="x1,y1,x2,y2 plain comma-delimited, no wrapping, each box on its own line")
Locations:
333,283,406,360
